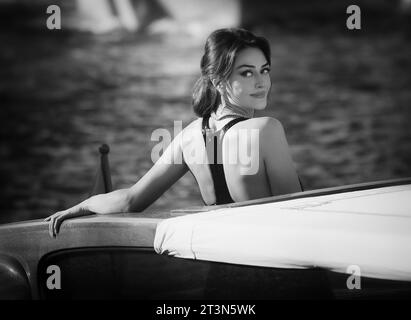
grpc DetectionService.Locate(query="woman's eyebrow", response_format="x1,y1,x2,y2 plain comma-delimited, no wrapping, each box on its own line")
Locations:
236,62,269,69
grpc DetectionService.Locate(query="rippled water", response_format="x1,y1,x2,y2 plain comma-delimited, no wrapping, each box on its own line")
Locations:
1,16,411,223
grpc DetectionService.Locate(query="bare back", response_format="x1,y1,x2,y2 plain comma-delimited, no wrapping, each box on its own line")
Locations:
180,116,298,205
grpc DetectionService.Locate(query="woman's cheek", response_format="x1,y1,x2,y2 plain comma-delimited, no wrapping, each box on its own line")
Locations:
231,80,243,95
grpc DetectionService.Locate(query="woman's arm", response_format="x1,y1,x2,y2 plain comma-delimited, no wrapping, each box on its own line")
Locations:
44,188,130,237
127,141,189,212
45,131,188,237
261,117,302,195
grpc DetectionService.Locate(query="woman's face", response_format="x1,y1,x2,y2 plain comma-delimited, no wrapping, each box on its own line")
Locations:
222,47,271,110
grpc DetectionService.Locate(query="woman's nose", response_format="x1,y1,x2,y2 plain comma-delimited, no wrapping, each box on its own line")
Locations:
255,75,265,88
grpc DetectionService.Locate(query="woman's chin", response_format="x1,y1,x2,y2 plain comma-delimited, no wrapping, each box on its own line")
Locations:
254,102,267,110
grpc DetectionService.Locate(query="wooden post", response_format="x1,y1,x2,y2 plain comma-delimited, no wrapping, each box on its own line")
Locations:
90,144,113,196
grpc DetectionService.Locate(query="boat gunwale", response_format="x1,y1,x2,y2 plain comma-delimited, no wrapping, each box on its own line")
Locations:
170,177,411,215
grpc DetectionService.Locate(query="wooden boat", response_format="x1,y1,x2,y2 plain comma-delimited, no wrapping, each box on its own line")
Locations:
1,177,411,299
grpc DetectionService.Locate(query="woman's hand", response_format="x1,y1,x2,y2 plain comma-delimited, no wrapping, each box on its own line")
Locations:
44,202,92,238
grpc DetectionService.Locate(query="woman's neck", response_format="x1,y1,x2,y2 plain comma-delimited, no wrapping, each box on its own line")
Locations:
211,100,254,121
208,101,254,132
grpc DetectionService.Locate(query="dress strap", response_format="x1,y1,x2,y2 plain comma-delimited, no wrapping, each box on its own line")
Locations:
202,115,247,136
201,114,248,150
201,115,249,205
221,117,247,137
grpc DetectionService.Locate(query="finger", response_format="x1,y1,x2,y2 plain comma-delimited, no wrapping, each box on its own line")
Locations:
49,216,55,238
50,214,60,238
54,215,63,237
53,215,60,238
44,214,54,222
47,211,65,237
44,211,60,222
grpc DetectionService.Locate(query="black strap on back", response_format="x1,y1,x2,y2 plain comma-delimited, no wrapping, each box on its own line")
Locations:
201,115,304,204
202,115,247,205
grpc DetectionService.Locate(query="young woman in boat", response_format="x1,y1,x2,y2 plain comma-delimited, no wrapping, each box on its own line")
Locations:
45,28,302,237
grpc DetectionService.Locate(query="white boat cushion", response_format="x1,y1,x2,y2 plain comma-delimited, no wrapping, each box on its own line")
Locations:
154,185,411,281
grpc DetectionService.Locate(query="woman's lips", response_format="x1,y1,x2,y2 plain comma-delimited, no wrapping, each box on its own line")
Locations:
250,91,266,98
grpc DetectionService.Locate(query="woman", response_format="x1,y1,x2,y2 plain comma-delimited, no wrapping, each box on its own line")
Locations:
45,28,302,237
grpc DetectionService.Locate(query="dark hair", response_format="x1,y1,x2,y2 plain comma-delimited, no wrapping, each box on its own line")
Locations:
192,28,271,117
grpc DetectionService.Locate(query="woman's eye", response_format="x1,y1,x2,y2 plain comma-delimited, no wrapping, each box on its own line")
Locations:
241,70,253,77
262,68,271,74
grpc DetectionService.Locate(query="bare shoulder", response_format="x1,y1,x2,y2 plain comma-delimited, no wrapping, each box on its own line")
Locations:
251,117,285,139
253,116,283,130
233,117,287,147
174,118,201,139
179,118,202,148
227,116,283,135
223,117,284,148
183,118,202,132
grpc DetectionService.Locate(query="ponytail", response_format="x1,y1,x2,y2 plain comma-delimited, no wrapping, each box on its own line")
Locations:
192,75,220,117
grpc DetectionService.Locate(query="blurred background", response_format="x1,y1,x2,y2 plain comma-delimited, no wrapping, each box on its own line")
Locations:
0,0,410,223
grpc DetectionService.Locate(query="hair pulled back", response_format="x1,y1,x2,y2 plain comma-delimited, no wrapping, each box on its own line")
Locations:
192,28,271,117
